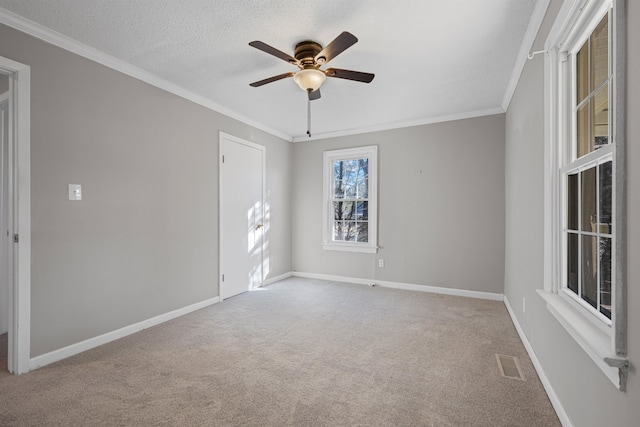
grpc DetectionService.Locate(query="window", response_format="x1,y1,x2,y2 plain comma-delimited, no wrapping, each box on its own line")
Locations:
562,12,613,322
541,0,627,390
323,146,377,253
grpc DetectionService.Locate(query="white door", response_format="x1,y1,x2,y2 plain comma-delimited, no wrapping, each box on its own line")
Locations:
0,95,9,335
219,133,264,300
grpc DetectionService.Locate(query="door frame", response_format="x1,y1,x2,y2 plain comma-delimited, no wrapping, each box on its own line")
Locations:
0,56,31,374
218,132,266,300
1,92,8,336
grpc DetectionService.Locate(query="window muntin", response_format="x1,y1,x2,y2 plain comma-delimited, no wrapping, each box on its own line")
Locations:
322,146,377,253
574,14,610,158
561,11,613,322
332,158,369,243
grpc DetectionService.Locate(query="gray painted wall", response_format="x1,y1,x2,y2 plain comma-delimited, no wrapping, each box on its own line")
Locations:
504,1,639,425
0,24,292,357
0,73,8,93
292,115,506,294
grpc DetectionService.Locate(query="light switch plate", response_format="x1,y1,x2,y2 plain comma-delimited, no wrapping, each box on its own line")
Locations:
68,184,82,201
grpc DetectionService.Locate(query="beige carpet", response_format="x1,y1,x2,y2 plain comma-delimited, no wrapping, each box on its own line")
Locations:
0,278,560,426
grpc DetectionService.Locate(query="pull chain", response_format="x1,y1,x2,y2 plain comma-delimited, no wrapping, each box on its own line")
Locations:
307,91,312,137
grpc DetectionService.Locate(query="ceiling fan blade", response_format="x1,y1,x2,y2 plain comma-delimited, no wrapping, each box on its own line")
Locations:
249,72,295,87
308,89,321,101
325,68,375,83
315,31,358,64
249,41,299,66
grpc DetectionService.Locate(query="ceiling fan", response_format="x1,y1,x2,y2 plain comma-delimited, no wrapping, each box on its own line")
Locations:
248,31,375,101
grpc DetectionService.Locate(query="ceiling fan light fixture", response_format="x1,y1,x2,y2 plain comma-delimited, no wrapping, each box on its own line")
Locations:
293,69,326,92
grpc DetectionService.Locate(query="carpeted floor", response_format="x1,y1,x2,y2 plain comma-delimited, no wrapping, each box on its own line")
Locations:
0,278,560,426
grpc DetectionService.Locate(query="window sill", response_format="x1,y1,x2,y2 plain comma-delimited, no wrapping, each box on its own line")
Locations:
322,243,378,254
537,289,628,390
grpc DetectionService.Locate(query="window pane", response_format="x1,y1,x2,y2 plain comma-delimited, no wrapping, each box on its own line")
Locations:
357,159,369,198
590,14,609,91
333,161,345,198
334,201,356,221
567,173,579,230
344,201,356,220
333,221,343,241
581,235,598,309
592,83,609,149
357,222,369,243
577,41,589,104
333,201,342,220
344,160,358,198
357,180,368,199
577,102,590,158
581,166,597,232
334,181,344,198
599,161,612,234
599,237,612,319
343,221,357,241
356,201,368,220
567,233,579,293
345,184,356,198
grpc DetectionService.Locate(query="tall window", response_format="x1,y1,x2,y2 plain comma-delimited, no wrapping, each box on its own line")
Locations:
323,146,377,253
562,12,613,321
543,0,627,390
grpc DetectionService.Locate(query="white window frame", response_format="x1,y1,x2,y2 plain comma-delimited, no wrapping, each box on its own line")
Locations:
539,0,627,390
322,146,378,253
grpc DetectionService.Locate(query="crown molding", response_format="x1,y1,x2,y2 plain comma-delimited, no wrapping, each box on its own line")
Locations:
292,107,505,142
0,7,293,142
1,5,537,144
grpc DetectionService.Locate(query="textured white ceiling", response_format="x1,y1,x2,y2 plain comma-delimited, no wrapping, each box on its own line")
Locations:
0,0,539,140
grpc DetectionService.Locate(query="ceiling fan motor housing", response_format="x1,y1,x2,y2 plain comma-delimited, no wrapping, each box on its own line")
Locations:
294,41,324,67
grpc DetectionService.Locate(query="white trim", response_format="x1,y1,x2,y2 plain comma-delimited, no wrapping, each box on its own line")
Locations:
560,1,612,54
218,131,266,152
0,7,292,142
261,271,293,287
0,8,511,144
546,0,589,48
292,272,504,301
537,290,624,389
502,0,552,111
293,271,373,286
322,243,378,253
322,146,378,253
542,0,627,390
504,296,573,427
0,55,31,375
29,297,219,370
292,107,504,143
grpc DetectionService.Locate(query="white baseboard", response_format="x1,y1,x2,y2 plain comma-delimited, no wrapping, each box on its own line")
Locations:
293,271,372,286
504,296,573,427
29,297,219,370
292,272,504,301
261,271,293,287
